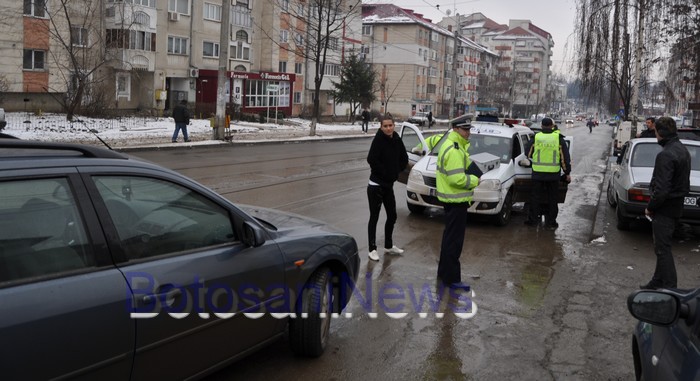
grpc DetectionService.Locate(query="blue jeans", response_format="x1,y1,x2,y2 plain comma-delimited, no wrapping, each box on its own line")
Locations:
172,122,188,142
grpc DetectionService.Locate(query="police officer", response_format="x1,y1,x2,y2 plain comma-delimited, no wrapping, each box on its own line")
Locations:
436,116,480,290
525,117,571,229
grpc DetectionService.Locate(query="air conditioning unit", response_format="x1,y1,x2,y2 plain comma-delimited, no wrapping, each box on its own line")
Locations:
189,68,199,78
168,12,180,21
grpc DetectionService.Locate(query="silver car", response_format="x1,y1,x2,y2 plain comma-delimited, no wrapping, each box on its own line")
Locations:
607,138,700,230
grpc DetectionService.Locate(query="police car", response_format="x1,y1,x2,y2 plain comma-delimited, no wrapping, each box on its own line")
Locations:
398,116,572,226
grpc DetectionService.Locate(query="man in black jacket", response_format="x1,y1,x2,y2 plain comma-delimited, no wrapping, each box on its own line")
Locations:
366,113,409,261
641,116,691,289
361,108,370,133
172,100,191,142
637,117,656,138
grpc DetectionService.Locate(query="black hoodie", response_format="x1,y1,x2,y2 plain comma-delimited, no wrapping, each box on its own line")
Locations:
367,129,408,187
648,135,691,218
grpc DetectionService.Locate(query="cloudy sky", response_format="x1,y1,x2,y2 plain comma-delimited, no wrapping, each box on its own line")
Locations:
363,0,579,77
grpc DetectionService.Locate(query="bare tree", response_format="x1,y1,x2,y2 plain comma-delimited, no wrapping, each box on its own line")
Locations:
259,0,362,135
378,70,406,116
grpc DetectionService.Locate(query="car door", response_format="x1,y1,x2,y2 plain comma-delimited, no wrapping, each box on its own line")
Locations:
398,122,428,184
82,170,286,380
651,292,700,381
0,172,134,380
513,132,534,202
613,142,633,203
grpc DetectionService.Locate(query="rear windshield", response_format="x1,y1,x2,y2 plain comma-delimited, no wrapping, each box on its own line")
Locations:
632,142,700,170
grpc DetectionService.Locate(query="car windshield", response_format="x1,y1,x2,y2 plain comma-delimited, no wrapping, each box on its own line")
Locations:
430,134,512,163
632,142,700,170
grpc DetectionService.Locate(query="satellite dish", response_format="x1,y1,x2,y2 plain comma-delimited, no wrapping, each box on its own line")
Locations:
446,9,451,16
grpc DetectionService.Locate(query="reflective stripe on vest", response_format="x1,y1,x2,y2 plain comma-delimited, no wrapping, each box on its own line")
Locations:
532,133,560,173
436,143,474,200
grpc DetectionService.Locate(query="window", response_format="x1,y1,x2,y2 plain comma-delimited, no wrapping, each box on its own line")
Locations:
232,5,251,27
278,61,287,73
430,31,439,42
116,73,130,99
112,0,155,6
324,63,340,76
236,30,248,42
236,0,249,6
294,33,304,46
0,178,94,283
71,27,88,47
203,3,221,21
168,0,189,14
428,66,437,77
280,30,289,43
92,176,236,260
23,49,45,70
328,37,338,50
427,84,436,94
133,11,150,25
245,80,290,108
23,0,46,17
230,41,250,60
295,63,303,74
203,41,219,58
167,36,188,54
281,0,289,11
293,92,301,104
362,25,372,35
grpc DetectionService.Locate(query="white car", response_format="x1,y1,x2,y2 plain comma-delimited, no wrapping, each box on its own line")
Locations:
398,121,573,226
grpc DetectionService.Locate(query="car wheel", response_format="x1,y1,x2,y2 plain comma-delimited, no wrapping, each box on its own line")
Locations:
616,203,631,230
289,267,332,357
407,201,426,214
606,181,617,208
494,190,513,226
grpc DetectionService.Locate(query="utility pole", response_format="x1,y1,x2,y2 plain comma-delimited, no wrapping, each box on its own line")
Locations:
449,13,460,119
215,0,232,140
629,0,644,140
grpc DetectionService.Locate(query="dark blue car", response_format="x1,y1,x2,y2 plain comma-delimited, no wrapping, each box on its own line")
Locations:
627,288,700,380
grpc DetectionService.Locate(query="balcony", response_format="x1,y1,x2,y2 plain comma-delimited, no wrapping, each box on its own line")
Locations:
108,49,156,72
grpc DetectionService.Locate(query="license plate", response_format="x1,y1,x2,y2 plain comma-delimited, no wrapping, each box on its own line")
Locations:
429,188,437,197
684,197,697,206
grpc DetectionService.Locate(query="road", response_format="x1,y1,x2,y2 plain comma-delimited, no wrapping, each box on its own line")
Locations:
132,122,700,380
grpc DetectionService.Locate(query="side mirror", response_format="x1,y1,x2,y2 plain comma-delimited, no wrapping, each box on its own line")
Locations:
518,158,531,168
627,291,680,326
242,220,266,247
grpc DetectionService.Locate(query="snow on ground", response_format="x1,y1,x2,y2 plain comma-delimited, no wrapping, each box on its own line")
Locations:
1,112,391,148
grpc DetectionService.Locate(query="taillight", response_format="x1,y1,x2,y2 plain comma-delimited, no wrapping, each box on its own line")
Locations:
628,188,650,202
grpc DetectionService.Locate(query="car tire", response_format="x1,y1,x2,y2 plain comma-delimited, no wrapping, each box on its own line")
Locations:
289,267,332,357
616,203,631,230
407,202,426,214
494,190,513,226
606,182,617,208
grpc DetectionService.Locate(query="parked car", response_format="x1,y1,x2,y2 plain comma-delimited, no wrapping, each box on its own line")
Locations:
607,138,700,230
407,112,435,127
565,119,575,126
0,108,6,130
398,119,573,226
0,140,359,380
627,288,700,381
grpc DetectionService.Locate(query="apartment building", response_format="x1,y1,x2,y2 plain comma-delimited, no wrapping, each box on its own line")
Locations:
0,0,360,119
666,38,699,123
461,13,554,118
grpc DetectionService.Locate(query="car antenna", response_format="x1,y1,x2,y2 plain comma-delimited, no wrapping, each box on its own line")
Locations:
89,128,113,150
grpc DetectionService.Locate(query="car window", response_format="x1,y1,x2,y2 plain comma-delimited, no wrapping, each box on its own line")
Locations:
468,135,512,163
401,127,422,153
0,178,94,284
92,176,237,260
631,143,662,167
512,134,523,158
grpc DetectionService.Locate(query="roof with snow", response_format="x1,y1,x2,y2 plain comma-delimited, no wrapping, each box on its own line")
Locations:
362,4,454,37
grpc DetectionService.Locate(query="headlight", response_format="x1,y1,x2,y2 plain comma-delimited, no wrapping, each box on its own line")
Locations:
478,179,501,191
409,168,423,183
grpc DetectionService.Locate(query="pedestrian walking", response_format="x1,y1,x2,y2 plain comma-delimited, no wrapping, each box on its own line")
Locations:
361,108,370,133
172,100,191,143
427,111,433,128
586,119,595,133
436,115,480,290
641,116,691,290
366,113,408,261
524,117,571,229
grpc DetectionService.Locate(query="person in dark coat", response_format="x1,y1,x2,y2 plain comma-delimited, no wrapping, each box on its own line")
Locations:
172,100,191,142
366,113,409,261
641,116,691,289
638,117,656,138
427,111,433,128
361,108,370,133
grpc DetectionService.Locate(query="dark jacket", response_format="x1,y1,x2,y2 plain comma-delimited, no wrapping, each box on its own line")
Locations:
526,130,572,181
367,129,408,187
639,128,656,138
173,104,190,124
648,136,691,218
361,110,370,122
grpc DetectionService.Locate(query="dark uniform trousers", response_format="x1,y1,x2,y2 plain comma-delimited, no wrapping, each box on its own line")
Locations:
529,179,559,224
438,202,470,284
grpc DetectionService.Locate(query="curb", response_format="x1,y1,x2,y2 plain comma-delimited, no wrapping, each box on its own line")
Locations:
591,156,613,239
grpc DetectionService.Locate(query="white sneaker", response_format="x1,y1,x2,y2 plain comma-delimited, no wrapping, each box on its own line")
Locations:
384,246,404,255
368,250,379,261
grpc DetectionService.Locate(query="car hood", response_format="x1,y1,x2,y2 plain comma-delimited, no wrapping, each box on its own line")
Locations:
239,205,347,236
414,155,502,179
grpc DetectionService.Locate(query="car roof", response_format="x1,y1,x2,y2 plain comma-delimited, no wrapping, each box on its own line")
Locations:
629,137,700,146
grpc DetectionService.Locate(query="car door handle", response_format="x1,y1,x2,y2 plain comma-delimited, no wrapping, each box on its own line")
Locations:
142,286,183,306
